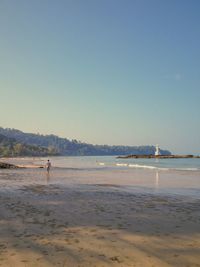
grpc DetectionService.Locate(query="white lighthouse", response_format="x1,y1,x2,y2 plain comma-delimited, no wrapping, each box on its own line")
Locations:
155,144,161,156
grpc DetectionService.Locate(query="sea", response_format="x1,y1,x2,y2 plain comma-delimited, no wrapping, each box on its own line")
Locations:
43,156,200,171
1,156,200,198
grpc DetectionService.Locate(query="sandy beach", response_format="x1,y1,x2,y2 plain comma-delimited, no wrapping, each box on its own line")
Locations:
0,159,200,267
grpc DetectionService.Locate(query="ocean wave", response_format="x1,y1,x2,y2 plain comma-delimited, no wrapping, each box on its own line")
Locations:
128,164,161,170
128,164,199,171
116,163,128,166
173,168,199,171
97,162,199,171
98,162,105,166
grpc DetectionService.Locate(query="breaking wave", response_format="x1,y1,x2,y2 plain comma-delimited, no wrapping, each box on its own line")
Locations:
97,160,200,171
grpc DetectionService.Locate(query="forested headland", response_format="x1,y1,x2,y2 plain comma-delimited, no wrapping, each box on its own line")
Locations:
0,127,171,157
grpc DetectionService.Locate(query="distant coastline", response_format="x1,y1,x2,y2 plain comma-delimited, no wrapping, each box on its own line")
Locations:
0,127,171,157
117,154,200,159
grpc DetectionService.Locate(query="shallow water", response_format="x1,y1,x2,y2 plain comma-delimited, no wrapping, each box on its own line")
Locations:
36,155,200,171
1,156,200,199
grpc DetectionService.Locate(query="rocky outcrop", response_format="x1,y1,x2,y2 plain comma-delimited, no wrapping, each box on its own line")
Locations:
0,162,19,169
117,155,200,159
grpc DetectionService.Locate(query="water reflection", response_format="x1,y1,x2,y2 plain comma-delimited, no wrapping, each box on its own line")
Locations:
155,171,159,189
46,172,50,184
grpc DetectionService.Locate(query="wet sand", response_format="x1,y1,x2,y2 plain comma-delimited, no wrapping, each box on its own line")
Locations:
0,162,200,266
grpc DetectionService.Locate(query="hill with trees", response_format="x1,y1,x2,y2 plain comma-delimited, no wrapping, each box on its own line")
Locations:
0,133,58,157
0,127,171,156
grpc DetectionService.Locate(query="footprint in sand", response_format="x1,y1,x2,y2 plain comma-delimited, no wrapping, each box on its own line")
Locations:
110,256,123,263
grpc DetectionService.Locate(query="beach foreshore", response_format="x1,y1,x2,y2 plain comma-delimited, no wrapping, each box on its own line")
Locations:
0,167,200,267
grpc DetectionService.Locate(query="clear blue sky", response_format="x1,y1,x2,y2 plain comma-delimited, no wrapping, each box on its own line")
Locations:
0,0,200,154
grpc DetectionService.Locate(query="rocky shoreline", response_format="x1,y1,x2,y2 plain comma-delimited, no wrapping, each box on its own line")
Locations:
0,162,19,169
117,154,200,159
0,161,44,169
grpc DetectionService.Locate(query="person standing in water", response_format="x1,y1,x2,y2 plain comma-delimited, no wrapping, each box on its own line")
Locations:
46,159,51,172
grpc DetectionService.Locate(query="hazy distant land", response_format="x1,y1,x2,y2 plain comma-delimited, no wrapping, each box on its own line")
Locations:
0,127,171,157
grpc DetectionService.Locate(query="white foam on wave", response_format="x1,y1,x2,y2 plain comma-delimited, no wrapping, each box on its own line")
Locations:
116,163,128,166
173,168,199,171
96,161,199,171
128,164,159,170
128,164,199,171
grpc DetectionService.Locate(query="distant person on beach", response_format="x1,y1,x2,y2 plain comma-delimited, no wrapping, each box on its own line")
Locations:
46,159,51,172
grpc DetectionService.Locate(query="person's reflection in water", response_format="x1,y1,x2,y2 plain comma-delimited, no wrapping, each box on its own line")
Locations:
46,172,50,184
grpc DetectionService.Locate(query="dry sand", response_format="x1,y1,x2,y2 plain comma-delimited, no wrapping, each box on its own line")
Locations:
0,169,200,267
